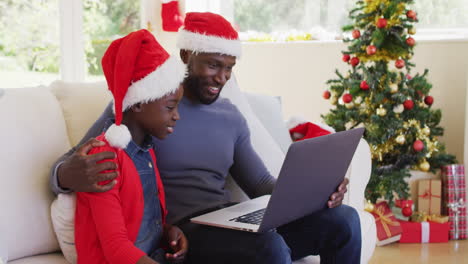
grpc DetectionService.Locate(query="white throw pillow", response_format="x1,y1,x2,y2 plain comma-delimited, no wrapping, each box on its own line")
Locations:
50,194,77,264
221,76,285,178
244,92,292,154
50,80,111,147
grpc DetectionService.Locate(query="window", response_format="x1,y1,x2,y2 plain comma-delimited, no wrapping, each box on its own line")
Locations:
83,0,141,81
0,0,60,88
0,0,142,88
186,0,468,41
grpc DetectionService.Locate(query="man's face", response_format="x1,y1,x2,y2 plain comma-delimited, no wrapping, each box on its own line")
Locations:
183,52,236,104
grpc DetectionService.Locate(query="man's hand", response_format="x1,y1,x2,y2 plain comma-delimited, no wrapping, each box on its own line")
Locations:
328,178,349,208
57,138,118,192
163,225,188,263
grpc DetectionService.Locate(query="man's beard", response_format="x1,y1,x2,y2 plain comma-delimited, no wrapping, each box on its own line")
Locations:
184,75,220,105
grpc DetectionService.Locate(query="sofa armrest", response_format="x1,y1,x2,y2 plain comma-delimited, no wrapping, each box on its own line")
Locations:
343,138,372,212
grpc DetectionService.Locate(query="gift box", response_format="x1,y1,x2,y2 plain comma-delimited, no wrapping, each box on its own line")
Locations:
371,201,402,246
398,220,449,243
418,179,441,215
442,164,467,240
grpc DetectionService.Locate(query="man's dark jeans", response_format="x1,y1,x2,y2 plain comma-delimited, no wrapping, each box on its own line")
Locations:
180,204,361,264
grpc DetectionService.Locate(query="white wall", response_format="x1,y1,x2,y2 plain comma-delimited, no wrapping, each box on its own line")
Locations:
233,40,468,164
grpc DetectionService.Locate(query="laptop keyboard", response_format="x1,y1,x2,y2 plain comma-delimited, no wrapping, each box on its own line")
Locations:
230,208,266,225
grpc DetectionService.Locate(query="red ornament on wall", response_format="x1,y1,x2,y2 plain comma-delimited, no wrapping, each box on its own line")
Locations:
424,96,434,105
350,57,360,67
413,140,424,152
366,45,377,55
360,80,370,90
343,93,353,103
403,99,414,110
395,59,405,69
376,18,387,28
323,90,331,99
342,54,351,62
352,30,361,39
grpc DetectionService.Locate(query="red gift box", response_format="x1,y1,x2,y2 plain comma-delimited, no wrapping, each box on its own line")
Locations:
371,201,402,246
442,164,467,240
398,220,449,243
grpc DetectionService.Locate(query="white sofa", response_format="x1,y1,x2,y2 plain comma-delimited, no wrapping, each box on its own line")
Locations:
0,79,376,264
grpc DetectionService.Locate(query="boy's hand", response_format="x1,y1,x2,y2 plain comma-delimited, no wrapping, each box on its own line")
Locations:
328,178,349,208
163,225,188,263
58,138,118,192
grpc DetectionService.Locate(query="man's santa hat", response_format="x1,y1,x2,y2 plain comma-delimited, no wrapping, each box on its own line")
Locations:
102,29,186,149
176,12,241,58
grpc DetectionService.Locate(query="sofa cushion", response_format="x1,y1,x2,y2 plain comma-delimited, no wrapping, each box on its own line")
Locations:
8,253,68,264
0,87,70,261
220,76,286,201
221,76,285,177
50,81,112,147
51,194,77,264
244,92,292,154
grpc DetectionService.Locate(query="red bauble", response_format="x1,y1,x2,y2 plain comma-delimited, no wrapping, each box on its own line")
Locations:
377,18,387,28
403,99,414,110
360,80,370,90
395,59,405,69
424,95,434,105
342,54,351,62
406,74,412,80
406,10,417,20
352,29,361,39
413,140,424,152
366,45,377,55
402,206,413,217
323,90,331,99
343,93,353,103
350,57,360,67
406,37,416,46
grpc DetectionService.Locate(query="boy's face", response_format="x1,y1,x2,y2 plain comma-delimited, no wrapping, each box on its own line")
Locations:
138,86,184,139
182,51,236,105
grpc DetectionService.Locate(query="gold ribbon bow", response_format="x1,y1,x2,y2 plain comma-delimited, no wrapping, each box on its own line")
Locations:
373,205,399,237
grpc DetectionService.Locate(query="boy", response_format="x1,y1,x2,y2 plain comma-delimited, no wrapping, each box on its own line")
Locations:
74,29,187,264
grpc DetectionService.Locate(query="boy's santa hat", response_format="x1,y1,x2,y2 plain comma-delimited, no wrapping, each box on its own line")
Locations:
176,12,241,57
102,29,186,149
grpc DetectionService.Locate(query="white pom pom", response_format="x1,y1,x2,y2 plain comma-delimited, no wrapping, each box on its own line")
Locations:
105,124,132,149
286,115,309,130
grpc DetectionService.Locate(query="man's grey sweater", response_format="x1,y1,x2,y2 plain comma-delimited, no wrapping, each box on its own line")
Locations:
51,96,276,224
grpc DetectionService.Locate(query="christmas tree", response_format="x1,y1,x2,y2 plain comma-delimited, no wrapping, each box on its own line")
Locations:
322,0,456,204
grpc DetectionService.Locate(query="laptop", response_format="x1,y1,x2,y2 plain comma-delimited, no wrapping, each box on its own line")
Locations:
191,127,365,233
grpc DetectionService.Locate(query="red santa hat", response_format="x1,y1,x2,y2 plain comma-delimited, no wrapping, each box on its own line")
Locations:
102,29,186,149
176,12,242,57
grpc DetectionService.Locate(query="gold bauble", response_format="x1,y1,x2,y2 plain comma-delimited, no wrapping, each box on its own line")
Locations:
419,160,430,172
396,135,406,145
422,127,431,136
408,27,416,35
345,102,354,109
331,96,338,105
389,83,399,93
406,53,413,59
364,201,375,212
376,106,387,116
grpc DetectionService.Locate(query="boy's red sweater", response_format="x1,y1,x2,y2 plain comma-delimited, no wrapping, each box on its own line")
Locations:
75,134,167,264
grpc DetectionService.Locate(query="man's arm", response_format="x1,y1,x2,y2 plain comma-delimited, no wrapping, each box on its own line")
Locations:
49,102,118,194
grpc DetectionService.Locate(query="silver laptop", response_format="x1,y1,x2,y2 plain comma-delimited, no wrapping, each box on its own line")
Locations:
191,127,365,233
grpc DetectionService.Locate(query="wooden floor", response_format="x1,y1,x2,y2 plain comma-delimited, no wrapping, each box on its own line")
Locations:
369,240,468,263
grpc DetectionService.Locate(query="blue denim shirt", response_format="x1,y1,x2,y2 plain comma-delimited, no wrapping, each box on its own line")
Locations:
124,134,163,255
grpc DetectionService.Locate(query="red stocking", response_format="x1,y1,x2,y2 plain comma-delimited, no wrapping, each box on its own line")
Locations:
161,0,184,32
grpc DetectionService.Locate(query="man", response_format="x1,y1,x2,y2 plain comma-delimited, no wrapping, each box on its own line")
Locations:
51,12,361,264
